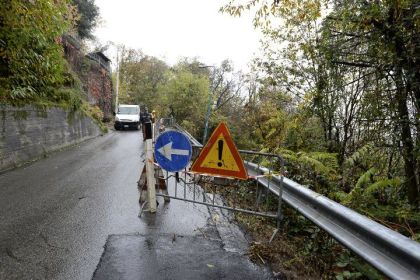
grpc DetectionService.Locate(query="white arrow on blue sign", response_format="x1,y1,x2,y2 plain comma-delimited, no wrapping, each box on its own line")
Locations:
154,131,192,172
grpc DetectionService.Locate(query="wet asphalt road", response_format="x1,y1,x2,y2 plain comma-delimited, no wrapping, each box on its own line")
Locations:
0,130,273,280
0,130,208,280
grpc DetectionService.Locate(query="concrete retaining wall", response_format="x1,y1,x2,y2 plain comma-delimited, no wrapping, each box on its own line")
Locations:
0,105,101,172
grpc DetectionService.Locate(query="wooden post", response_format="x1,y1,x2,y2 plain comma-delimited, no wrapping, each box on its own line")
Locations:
144,122,156,213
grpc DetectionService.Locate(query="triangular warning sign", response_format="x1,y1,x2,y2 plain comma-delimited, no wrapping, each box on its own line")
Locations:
191,122,248,180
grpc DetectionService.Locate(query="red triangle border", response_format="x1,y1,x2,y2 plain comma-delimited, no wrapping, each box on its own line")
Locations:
191,122,248,180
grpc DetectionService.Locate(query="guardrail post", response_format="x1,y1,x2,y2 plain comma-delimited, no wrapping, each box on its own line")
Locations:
144,122,157,213
269,156,284,243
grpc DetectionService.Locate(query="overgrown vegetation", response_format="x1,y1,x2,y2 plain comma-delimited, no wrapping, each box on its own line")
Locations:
0,0,75,101
200,177,390,279
81,103,108,133
202,0,420,277
0,0,107,125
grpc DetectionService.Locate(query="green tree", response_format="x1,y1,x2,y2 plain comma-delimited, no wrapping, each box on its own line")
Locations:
72,0,99,40
161,64,209,137
0,0,75,100
116,48,210,138
118,48,169,108
321,0,419,205
221,0,419,205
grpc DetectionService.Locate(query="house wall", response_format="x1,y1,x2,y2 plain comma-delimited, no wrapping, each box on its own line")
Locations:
63,35,113,121
86,62,113,120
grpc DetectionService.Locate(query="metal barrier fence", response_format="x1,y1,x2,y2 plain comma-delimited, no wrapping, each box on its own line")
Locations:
154,146,284,231
150,119,284,239
166,122,420,280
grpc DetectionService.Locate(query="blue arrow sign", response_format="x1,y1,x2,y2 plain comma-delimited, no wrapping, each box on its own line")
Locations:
154,131,192,172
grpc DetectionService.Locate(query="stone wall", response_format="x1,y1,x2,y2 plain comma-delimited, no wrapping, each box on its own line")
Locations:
0,105,101,172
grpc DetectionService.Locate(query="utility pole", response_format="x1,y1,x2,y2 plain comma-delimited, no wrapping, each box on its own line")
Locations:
199,65,215,144
114,49,120,113
203,93,212,144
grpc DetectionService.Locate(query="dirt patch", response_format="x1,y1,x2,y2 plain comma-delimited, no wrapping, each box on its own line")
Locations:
235,213,320,279
200,178,320,279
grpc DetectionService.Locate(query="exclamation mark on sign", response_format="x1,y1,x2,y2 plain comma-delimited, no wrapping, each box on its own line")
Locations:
217,139,223,167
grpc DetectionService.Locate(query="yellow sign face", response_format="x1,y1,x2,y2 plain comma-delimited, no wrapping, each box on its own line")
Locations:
200,135,240,171
191,122,248,180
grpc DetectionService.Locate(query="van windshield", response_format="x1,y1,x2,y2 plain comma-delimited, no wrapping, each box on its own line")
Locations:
118,107,139,115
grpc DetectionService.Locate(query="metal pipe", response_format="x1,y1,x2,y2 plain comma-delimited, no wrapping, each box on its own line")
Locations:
156,193,277,218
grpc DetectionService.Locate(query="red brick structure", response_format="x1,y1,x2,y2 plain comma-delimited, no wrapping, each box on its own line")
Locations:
62,34,83,72
62,35,114,121
85,52,113,121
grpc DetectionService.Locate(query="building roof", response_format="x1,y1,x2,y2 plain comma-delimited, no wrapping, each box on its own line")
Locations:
91,51,111,62
86,51,111,72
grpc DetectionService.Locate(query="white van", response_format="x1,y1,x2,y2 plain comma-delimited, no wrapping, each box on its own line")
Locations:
114,104,140,130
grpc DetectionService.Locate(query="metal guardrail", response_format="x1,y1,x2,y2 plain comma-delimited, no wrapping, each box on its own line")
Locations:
175,124,420,280
247,163,420,280
174,123,201,146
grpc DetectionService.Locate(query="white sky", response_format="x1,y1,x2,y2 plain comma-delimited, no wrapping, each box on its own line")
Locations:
93,0,262,71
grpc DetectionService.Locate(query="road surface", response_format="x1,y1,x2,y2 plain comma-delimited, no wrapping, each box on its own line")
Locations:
0,130,273,280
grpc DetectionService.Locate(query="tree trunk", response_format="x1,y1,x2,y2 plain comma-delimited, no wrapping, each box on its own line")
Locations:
385,2,419,205
395,67,419,206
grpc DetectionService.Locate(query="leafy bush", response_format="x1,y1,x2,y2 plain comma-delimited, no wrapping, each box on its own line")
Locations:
81,103,107,133
87,105,104,122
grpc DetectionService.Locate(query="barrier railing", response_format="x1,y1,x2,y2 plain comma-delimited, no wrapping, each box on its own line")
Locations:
156,147,284,221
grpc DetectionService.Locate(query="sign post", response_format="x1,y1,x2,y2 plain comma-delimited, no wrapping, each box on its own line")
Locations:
144,122,157,213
